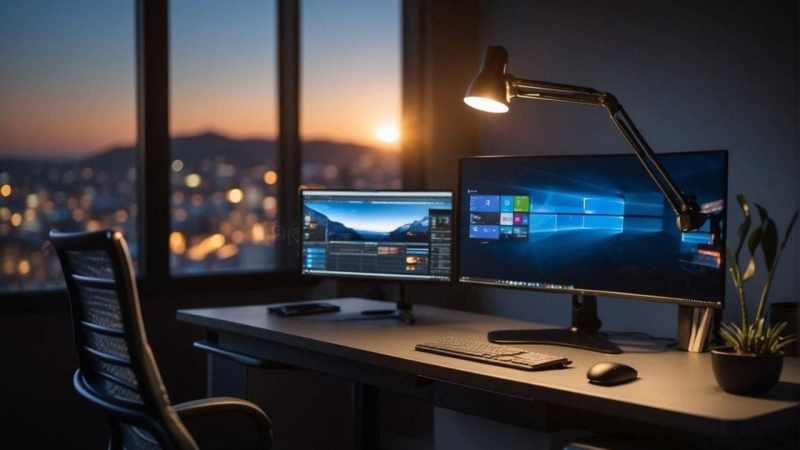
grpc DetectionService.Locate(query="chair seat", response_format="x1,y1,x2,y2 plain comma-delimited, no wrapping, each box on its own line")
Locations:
174,397,272,450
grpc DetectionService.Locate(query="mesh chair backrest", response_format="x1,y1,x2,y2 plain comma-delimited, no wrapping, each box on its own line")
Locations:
50,230,196,450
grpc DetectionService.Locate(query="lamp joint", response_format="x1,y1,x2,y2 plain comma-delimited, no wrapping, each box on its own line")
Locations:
600,93,620,113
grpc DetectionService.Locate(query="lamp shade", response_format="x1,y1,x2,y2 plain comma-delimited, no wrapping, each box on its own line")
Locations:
464,46,510,113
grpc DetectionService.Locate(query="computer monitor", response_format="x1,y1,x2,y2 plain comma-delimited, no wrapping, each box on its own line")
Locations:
458,151,727,352
301,190,453,281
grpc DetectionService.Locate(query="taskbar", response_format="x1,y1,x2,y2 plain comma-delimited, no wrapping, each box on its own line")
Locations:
458,276,722,308
459,276,574,291
304,269,450,282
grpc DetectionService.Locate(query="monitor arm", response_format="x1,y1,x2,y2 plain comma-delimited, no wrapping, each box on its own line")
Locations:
509,77,705,232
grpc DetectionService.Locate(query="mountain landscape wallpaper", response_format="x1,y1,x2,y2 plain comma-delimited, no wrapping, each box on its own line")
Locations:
304,204,429,243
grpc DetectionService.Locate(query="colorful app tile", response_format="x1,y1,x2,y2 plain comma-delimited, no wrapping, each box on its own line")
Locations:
499,226,513,239
513,195,530,212
500,196,515,212
470,195,500,212
500,212,513,226
469,225,500,240
471,212,500,225
513,213,529,225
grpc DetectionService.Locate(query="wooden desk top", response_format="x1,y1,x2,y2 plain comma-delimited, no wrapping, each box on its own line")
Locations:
178,298,800,436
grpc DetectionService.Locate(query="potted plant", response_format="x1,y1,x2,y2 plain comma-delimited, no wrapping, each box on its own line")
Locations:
712,194,798,395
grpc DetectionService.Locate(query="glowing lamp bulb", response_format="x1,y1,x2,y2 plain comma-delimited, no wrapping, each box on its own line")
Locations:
464,96,509,113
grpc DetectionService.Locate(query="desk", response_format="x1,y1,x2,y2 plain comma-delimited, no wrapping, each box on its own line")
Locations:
177,298,800,449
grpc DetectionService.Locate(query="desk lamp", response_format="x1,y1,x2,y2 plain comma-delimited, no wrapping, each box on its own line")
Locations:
464,46,705,232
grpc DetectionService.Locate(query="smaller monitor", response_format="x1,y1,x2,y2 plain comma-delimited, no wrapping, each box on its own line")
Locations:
301,190,453,281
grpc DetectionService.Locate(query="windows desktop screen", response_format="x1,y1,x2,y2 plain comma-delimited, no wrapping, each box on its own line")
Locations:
459,151,727,305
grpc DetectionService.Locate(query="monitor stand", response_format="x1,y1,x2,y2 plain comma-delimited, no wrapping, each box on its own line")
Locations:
359,283,415,324
487,294,622,354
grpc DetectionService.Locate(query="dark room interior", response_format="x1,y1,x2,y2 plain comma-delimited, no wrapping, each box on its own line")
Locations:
2,1,799,449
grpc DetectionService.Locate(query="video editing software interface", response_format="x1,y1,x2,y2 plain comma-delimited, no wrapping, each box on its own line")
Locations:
302,191,452,281
459,152,727,304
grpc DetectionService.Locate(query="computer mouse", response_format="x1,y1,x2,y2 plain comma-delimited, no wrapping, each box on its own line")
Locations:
587,361,638,386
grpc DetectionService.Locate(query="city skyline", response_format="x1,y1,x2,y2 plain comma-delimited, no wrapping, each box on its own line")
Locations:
0,0,400,158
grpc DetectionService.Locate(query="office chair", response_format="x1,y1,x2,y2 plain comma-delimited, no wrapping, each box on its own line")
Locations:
50,230,273,450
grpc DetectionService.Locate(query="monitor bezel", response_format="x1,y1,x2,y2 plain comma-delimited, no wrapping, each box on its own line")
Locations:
455,150,728,309
299,189,455,283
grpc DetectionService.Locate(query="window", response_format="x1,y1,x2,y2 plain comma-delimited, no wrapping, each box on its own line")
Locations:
300,0,402,189
0,1,136,292
169,0,279,275
0,0,412,297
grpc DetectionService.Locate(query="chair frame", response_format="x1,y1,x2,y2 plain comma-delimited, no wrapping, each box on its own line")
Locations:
51,230,272,450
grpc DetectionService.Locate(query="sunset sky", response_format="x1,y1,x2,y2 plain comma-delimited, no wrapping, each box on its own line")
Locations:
0,0,400,158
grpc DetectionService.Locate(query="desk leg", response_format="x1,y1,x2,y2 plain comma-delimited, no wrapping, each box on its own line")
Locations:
353,383,380,450
206,353,248,398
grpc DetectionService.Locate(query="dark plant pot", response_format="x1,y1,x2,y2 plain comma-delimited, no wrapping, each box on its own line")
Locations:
711,348,783,395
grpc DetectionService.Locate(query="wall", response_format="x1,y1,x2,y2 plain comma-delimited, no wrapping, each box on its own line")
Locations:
426,0,800,338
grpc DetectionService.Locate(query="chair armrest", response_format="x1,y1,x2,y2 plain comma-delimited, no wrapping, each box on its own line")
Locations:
175,397,272,450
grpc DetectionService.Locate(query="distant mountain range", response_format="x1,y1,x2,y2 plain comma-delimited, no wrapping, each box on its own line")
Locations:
304,205,429,243
0,132,392,176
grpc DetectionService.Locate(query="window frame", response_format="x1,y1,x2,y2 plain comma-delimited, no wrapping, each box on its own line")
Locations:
1,0,420,305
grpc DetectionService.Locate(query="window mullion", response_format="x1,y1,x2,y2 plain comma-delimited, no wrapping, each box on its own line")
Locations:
277,0,301,270
136,0,171,287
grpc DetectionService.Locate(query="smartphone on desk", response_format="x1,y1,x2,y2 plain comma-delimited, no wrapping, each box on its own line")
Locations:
268,302,340,317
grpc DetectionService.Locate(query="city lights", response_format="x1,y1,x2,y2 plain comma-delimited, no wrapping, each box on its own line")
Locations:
263,170,278,185
185,173,202,188
169,231,187,254
26,194,39,209
187,233,226,261
262,196,277,214
1,133,402,291
18,259,31,276
217,244,239,260
226,188,244,204
115,209,129,223
252,223,266,242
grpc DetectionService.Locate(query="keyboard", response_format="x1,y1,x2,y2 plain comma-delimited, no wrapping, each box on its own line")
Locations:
415,337,571,371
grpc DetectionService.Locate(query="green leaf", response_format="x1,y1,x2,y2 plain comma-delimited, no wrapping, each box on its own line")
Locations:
766,322,788,349
743,227,762,281
735,195,751,261
719,327,742,351
728,258,748,328
774,336,797,353
781,211,799,251
755,203,769,224
760,218,778,272
737,194,751,217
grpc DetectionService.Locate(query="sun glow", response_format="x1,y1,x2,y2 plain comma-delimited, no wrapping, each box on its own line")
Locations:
375,123,400,144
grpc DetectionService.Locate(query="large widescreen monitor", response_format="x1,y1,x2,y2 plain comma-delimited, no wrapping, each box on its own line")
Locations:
458,151,727,308
301,190,453,281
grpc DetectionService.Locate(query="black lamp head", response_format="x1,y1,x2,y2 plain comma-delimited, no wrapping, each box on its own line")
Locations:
464,46,511,113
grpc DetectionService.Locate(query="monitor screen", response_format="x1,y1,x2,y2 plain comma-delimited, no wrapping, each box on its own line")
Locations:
458,151,727,307
301,191,453,281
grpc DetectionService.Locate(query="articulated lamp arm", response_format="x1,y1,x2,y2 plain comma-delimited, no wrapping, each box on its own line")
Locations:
465,46,705,232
